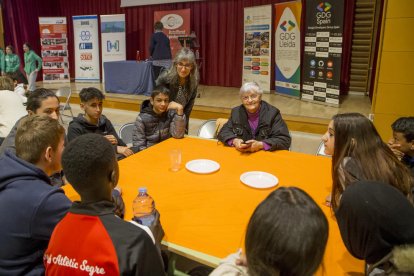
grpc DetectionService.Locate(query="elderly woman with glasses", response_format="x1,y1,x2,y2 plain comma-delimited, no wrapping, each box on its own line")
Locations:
218,82,291,152
156,47,199,130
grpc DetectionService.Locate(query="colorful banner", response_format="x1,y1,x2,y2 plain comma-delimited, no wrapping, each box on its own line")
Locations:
242,5,272,92
100,14,126,82
302,0,345,106
73,15,100,82
39,17,70,82
274,2,301,98
154,9,190,57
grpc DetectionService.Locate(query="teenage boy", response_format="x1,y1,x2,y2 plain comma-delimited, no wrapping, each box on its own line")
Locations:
389,117,414,175
44,134,165,275
67,87,134,159
132,85,186,151
0,115,71,275
0,88,60,156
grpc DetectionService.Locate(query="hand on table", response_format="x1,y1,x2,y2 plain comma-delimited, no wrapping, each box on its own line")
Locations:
104,135,118,145
233,138,252,153
244,140,263,153
117,146,134,157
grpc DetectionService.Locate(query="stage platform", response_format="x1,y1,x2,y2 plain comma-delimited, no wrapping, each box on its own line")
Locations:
40,81,372,134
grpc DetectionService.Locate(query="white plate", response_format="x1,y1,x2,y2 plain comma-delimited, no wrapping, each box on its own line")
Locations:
240,171,278,189
186,159,220,174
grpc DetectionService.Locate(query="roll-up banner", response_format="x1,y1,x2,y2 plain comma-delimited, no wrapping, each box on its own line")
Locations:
39,17,70,83
302,0,345,106
100,14,126,82
154,9,190,57
73,15,100,82
274,1,301,98
242,5,272,92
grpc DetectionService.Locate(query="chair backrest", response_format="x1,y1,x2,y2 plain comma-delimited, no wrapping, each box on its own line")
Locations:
316,141,331,157
56,87,72,110
118,122,135,145
289,131,321,154
197,119,218,139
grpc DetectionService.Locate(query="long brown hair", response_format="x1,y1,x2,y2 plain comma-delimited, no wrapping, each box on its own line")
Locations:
331,113,413,209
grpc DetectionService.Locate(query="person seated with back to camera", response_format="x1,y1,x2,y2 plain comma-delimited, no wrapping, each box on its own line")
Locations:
218,82,291,152
44,134,165,275
335,180,414,275
132,85,186,152
210,187,328,276
388,117,414,176
67,87,135,160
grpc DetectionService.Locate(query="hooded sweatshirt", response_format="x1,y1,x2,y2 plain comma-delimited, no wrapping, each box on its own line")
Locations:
132,99,185,151
0,151,71,275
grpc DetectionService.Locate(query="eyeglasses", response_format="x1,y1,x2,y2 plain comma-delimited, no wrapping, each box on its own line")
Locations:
177,62,192,69
241,93,259,101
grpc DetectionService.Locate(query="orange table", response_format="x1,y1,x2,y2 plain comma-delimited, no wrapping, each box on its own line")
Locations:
64,137,364,274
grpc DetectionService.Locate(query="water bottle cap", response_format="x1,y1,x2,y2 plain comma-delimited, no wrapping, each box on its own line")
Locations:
139,187,147,193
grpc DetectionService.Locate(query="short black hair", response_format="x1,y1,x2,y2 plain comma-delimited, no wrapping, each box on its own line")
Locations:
62,134,116,196
151,85,170,99
154,21,163,31
391,117,414,142
79,87,105,102
26,88,59,112
23,42,32,50
245,187,328,276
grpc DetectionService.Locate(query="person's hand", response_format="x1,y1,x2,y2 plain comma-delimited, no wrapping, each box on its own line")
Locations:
117,146,134,157
245,140,263,152
104,135,118,145
388,139,404,160
233,138,251,152
35,69,39,72
235,250,247,267
168,101,184,115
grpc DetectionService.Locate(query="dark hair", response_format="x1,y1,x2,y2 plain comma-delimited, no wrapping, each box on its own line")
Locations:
79,87,105,102
154,21,163,31
391,117,414,142
6,45,14,53
15,115,65,164
23,42,32,50
331,113,413,209
0,76,15,91
26,88,59,112
245,187,328,276
151,85,170,99
62,134,117,197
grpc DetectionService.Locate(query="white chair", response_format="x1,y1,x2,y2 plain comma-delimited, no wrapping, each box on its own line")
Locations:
197,119,218,139
118,122,135,146
56,87,73,124
316,141,331,157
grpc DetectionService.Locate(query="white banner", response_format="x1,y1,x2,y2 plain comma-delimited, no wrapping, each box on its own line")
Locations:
242,5,272,92
39,17,70,83
100,14,126,82
73,15,100,82
121,0,203,7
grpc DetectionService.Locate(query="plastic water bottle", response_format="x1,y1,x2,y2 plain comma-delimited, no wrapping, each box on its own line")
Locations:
132,187,155,226
195,49,200,59
136,50,141,62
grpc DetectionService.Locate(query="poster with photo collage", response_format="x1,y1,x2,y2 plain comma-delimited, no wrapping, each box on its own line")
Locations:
242,5,272,92
39,17,70,82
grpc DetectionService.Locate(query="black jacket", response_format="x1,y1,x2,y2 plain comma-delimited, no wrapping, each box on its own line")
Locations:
149,31,172,60
45,201,165,275
218,101,291,151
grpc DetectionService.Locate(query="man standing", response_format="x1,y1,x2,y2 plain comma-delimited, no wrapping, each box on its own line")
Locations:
0,116,71,275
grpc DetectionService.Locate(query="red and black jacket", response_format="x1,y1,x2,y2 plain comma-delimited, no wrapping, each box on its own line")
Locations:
44,200,165,275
